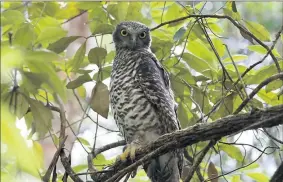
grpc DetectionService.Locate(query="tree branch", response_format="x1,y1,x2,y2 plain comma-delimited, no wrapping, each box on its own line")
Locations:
61,10,88,25
92,140,126,157
233,72,283,114
95,105,283,181
151,14,281,72
270,161,283,182
42,136,67,182
184,140,217,182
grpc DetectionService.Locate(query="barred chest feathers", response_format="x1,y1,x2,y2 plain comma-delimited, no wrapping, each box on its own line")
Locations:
110,51,162,143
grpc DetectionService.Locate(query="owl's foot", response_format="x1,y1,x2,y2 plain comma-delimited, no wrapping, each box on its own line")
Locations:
118,143,139,162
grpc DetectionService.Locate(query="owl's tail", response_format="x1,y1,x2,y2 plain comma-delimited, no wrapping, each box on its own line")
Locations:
144,152,181,182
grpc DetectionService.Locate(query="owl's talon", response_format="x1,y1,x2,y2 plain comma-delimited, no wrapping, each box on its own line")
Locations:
118,144,138,162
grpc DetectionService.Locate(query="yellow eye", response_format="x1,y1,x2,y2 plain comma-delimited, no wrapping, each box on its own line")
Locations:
139,32,146,39
120,29,128,36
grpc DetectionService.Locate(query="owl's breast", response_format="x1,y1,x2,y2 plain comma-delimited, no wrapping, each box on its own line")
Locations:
110,65,161,140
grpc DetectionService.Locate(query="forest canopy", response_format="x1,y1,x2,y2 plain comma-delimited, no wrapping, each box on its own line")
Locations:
1,1,283,182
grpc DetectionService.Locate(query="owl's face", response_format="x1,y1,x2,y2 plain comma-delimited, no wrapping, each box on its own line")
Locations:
113,21,151,51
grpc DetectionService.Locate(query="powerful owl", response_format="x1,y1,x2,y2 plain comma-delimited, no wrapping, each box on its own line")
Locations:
110,21,183,182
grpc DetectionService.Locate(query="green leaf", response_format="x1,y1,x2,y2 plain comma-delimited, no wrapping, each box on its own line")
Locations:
1,105,42,178
207,162,218,182
218,143,243,162
223,54,248,63
246,64,277,85
248,45,281,57
54,2,80,20
105,51,116,64
27,98,53,138
37,26,67,44
247,173,269,182
223,8,241,21
195,2,205,10
107,3,129,23
212,38,225,57
93,65,112,81
25,50,66,100
47,36,82,54
14,23,36,47
177,103,193,127
88,47,107,66
1,46,25,77
2,89,29,119
151,36,173,60
231,1,238,12
69,41,87,72
88,6,108,24
173,27,186,42
182,53,216,79
245,21,271,41
22,71,49,91
77,2,101,10
164,3,186,23
91,23,115,35
66,74,92,89
177,68,196,84
231,175,241,182
257,89,282,106
125,2,150,25
77,137,91,147
2,10,25,26
90,82,109,118
238,163,259,172
72,164,88,173
266,80,283,93
77,86,86,98
187,39,218,69
93,154,114,170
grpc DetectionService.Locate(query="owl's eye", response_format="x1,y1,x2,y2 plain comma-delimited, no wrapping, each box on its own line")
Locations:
139,32,146,39
120,29,128,36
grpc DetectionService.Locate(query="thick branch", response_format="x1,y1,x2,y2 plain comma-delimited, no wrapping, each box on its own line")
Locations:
96,105,283,181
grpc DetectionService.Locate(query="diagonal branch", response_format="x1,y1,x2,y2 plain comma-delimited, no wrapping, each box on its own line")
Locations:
42,136,68,182
234,72,283,114
184,140,217,182
95,104,283,181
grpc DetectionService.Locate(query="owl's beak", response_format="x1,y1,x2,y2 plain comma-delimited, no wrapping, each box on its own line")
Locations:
129,36,137,50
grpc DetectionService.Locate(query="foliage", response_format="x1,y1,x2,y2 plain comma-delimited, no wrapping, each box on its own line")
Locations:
1,1,283,182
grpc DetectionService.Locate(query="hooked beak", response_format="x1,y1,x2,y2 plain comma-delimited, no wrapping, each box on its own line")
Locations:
129,36,136,50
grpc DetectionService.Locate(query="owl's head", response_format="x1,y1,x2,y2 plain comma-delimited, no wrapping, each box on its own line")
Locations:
113,21,151,51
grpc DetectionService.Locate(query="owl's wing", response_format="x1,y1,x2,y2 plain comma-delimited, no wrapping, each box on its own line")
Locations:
135,56,181,131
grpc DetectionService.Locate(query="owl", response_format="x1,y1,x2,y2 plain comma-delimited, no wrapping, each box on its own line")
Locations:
110,21,183,182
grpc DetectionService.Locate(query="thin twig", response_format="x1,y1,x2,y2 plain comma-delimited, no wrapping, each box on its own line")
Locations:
61,10,88,25
233,24,283,87
234,73,283,114
184,140,217,182
204,147,276,182
262,128,283,145
42,136,68,182
93,140,126,157
151,14,281,73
